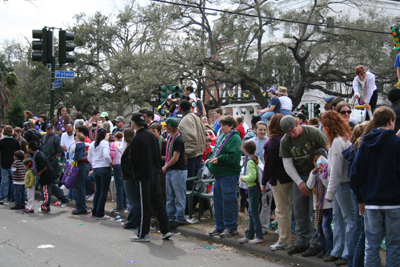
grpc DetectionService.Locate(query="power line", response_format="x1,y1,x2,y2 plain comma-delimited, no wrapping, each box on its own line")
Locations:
151,0,390,35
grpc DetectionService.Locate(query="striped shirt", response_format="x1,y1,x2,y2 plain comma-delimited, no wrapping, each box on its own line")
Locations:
11,160,25,184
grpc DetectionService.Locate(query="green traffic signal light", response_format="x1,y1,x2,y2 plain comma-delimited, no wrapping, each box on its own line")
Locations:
314,103,321,117
32,28,52,64
159,85,169,103
170,84,183,99
59,30,75,66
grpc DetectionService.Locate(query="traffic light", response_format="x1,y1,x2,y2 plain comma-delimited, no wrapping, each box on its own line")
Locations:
59,30,75,66
300,103,309,118
159,85,169,103
171,85,184,99
32,28,52,64
314,103,321,118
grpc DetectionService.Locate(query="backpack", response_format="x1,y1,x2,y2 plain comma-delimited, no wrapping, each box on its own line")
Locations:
28,129,42,145
257,162,271,190
121,146,135,180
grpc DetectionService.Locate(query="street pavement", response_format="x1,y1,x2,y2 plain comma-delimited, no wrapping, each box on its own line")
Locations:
0,201,292,267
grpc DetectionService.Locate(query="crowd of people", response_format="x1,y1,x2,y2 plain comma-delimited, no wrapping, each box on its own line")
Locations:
0,64,400,265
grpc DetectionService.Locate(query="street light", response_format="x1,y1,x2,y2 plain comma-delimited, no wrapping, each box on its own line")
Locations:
151,94,157,112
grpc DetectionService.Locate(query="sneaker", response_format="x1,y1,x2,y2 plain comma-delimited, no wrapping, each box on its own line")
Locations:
24,209,34,213
161,232,173,240
248,238,264,245
111,208,123,213
60,203,68,208
37,209,49,213
270,242,292,251
130,235,150,242
274,230,279,235
86,194,94,202
220,229,238,238
209,228,224,236
95,215,110,220
238,237,250,244
124,209,129,214
71,210,90,215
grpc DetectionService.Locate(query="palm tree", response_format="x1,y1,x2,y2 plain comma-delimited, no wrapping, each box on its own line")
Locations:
0,55,17,124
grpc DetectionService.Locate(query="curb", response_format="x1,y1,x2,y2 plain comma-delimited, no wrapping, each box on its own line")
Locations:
37,191,336,267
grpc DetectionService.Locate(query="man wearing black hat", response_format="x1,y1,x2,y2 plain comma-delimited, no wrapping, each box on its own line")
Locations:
129,113,172,242
389,87,400,132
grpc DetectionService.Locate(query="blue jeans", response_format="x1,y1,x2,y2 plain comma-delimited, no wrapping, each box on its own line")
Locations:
246,186,263,240
68,189,75,200
0,168,11,201
13,184,25,206
331,182,356,259
364,209,400,267
213,175,239,230
280,109,292,116
113,164,126,211
166,169,187,223
348,193,365,267
261,111,275,123
41,184,52,212
123,178,140,229
317,208,333,252
76,162,90,212
92,167,112,218
85,174,95,196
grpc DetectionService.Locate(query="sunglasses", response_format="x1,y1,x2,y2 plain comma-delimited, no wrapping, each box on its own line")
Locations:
340,110,352,115
359,72,366,76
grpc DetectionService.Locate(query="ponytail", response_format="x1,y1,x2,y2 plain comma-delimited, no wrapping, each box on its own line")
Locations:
250,154,259,165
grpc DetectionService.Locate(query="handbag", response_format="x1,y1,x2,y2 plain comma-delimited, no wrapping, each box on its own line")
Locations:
61,161,79,189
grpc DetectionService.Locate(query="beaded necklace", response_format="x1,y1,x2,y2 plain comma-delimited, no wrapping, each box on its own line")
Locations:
57,115,65,132
89,118,99,140
211,129,235,159
158,136,163,151
42,134,53,152
32,150,39,175
165,132,180,164
313,173,326,227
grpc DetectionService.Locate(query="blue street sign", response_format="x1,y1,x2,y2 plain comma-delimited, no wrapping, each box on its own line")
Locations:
55,71,75,78
53,80,62,89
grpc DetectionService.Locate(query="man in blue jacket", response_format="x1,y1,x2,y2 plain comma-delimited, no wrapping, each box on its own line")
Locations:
350,107,400,267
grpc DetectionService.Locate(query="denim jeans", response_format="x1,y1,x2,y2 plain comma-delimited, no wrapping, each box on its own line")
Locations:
68,189,75,200
75,162,90,213
85,174,95,196
213,175,239,231
364,209,400,267
41,184,52,212
166,169,187,223
0,168,11,201
124,178,140,229
113,164,126,211
348,193,365,267
317,208,333,252
246,185,263,240
261,111,275,123
92,167,112,218
280,109,292,116
13,184,25,206
331,182,356,259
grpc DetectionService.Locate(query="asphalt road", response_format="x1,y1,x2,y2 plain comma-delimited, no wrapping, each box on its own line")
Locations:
0,201,292,267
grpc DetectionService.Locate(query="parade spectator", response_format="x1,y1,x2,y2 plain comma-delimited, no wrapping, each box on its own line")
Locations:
201,116,208,125
309,117,319,127
263,114,293,251
86,110,102,141
279,115,327,257
52,106,71,135
213,108,222,134
388,87,400,132
23,121,42,146
23,158,35,213
258,88,281,124
139,109,158,128
238,140,264,244
323,96,335,111
110,132,125,213
184,86,197,114
277,87,293,116
87,128,112,220
350,107,400,266
75,126,94,202
41,124,69,207
178,100,206,189
296,113,308,125
207,115,242,238
14,127,28,157
0,125,21,204
149,123,167,203
100,112,114,135
112,116,126,135
353,65,377,120
236,116,246,140
320,111,355,266
129,113,172,241
38,114,47,132
162,118,187,229
60,124,75,159
202,136,213,163
335,101,356,130
28,141,54,213
23,110,34,129
10,150,25,210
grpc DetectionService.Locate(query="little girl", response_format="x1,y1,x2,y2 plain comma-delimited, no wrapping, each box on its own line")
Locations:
23,158,36,213
238,140,264,245
306,146,332,258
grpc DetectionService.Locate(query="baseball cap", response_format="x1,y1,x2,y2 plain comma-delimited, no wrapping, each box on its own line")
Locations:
280,115,296,133
165,118,179,128
100,112,109,118
131,113,147,127
46,123,54,129
323,96,335,103
295,113,306,121
267,88,276,94
115,116,125,123
166,94,174,100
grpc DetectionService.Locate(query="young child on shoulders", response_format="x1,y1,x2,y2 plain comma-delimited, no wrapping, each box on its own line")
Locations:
238,140,264,245
307,146,332,259
10,150,26,210
23,158,35,213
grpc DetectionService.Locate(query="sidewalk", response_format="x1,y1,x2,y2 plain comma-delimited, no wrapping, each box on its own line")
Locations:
39,190,337,267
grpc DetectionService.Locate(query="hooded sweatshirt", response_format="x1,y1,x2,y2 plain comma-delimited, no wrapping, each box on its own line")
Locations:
350,129,400,206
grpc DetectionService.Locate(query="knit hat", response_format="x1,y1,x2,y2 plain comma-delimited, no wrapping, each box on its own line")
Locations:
280,115,297,133
165,118,179,128
391,25,400,50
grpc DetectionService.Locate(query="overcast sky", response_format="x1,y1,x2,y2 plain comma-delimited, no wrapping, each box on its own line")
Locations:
0,0,147,43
